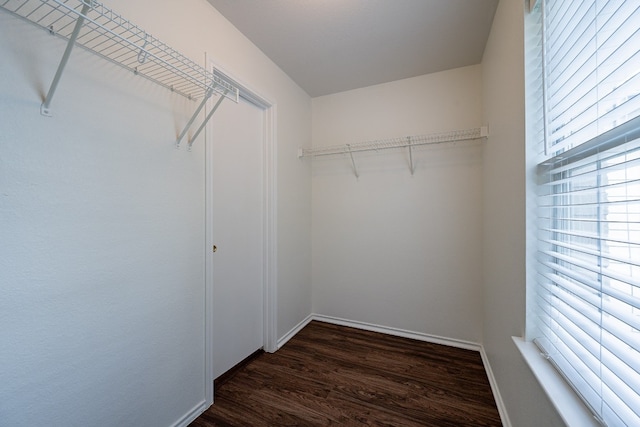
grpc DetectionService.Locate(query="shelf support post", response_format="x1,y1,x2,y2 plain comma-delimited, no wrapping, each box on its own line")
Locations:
407,137,415,175
187,91,227,150
347,144,359,178
40,1,92,117
176,87,215,148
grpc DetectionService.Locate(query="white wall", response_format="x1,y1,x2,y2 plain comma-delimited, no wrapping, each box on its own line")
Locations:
114,0,313,346
311,66,484,343
481,0,564,425
0,0,311,425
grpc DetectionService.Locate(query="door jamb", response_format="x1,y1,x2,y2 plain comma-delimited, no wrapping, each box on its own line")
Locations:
204,65,278,406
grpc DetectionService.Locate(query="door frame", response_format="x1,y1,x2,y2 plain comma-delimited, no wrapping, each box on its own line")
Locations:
204,65,278,405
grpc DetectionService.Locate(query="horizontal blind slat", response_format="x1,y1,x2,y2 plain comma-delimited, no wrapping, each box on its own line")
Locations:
537,277,640,374
545,0,640,154
541,238,640,268
536,331,604,411
539,226,640,247
538,260,640,329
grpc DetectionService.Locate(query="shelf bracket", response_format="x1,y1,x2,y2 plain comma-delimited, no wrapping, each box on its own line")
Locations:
407,137,415,175
176,87,214,148
40,1,92,117
346,144,359,178
187,91,227,151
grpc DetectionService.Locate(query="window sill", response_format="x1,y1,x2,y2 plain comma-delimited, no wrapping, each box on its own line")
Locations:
512,337,601,427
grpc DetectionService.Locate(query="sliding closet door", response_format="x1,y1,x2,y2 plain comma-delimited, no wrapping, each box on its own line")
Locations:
210,94,264,380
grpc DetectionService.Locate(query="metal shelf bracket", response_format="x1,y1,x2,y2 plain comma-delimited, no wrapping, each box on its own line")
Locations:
2,0,239,131
40,1,92,116
407,136,415,175
177,89,227,150
347,144,359,179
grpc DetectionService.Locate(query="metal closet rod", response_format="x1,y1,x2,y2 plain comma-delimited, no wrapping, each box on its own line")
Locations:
298,126,489,178
0,0,239,147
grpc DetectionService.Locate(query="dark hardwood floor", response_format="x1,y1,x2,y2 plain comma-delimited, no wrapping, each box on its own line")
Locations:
191,321,502,426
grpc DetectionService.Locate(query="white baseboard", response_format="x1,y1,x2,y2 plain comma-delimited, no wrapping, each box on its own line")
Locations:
171,399,209,427
277,313,313,349
311,314,482,351
480,346,512,427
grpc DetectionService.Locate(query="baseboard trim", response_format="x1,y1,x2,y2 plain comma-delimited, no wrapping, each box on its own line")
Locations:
311,314,482,352
277,313,313,349
480,346,512,427
171,399,209,427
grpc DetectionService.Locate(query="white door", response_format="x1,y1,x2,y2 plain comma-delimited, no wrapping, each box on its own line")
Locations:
209,94,264,380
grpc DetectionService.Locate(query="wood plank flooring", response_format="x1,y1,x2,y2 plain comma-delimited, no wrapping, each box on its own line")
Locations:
190,321,502,426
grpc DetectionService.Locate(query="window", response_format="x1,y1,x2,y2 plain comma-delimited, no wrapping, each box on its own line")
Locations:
529,1,640,426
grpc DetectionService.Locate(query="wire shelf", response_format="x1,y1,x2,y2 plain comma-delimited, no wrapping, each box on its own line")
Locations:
299,126,488,178
299,127,488,158
0,0,239,103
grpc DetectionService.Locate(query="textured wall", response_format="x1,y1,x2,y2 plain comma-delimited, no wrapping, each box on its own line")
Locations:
0,0,312,425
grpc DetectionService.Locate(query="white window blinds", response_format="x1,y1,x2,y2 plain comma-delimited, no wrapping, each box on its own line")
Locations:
544,0,640,156
532,1,640,425
537,119,640,426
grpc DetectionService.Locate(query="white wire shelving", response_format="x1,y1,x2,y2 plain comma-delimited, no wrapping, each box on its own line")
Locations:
299,126,489,177
0,0,239,148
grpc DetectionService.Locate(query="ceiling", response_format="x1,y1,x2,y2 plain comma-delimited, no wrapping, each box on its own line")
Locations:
206,0,499,97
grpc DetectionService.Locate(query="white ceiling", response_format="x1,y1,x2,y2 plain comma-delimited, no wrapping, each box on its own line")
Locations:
206,0,499,97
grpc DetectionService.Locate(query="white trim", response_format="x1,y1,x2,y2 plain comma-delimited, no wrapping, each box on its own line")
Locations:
480,347,512,427
170,399,209,427
263,103,278,353
277,313,485,353
311,314,482,351
513,337,601,427
212,66,270,109
203,63,278,409
277,314,313,349
203,91,215,407
210,66,279,354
